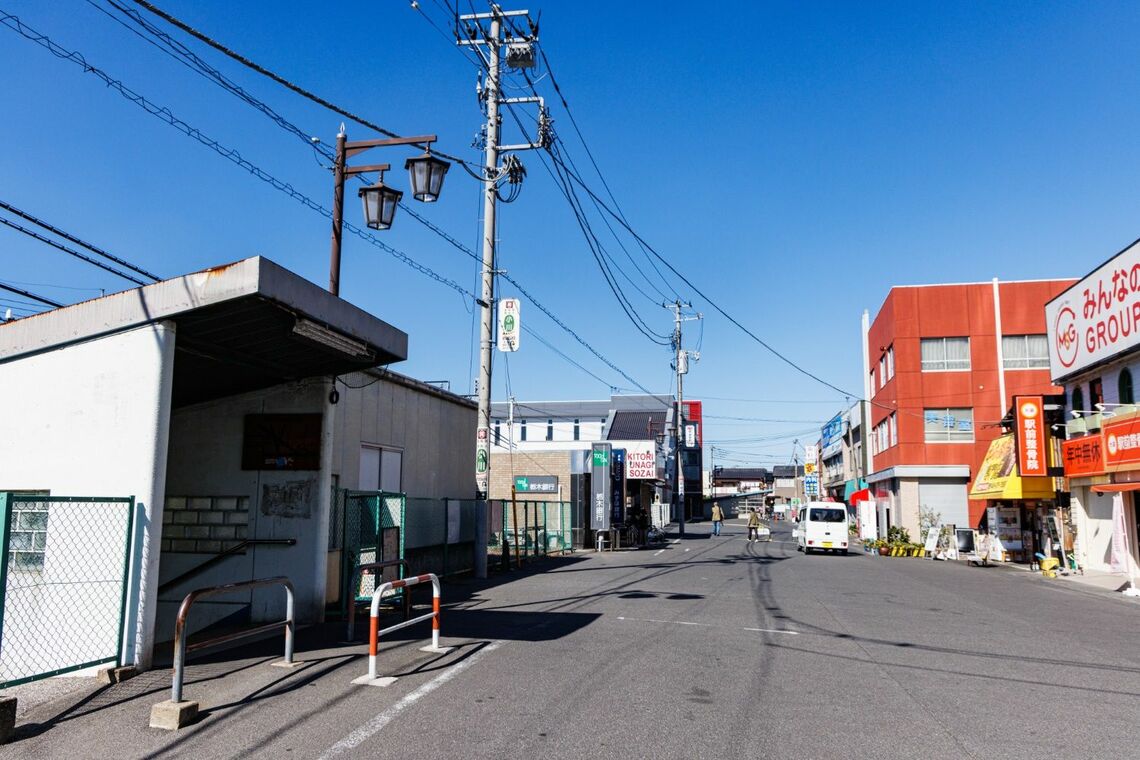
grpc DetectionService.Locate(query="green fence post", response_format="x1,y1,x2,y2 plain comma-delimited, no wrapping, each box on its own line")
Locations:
115,496,136,667
542,503,548,556
0,492,11,653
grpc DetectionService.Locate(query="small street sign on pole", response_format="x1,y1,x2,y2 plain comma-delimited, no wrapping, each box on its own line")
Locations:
498,298,520,352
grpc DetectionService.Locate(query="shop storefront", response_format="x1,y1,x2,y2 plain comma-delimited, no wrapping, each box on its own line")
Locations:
969,398,1070,566
1064,413,1140,574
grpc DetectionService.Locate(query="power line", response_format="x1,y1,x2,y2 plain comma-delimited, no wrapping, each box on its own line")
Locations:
0,215,147,286
0,282,62,308
0,11,477,302
92,2,654,396
547,152,862,399
126,0,480,172
0,199,160,282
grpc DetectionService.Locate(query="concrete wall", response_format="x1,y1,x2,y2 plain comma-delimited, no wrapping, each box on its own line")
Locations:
0,322,176,669
160,380,330,643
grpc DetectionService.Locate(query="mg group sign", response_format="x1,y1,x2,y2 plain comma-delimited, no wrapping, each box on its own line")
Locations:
1046,238,1140,380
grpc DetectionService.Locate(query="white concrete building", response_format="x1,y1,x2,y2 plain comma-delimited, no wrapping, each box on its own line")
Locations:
0,257,474,678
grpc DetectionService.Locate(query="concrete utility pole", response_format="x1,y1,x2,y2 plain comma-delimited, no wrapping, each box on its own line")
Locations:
667,300,699,538
459,5,544,578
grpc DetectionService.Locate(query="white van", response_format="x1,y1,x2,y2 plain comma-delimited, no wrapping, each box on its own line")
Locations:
794,502,849,554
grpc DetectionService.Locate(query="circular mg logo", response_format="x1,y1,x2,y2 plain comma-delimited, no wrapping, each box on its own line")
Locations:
1055,306,1079,368
1019,401,1039,418
1107,434,1119,457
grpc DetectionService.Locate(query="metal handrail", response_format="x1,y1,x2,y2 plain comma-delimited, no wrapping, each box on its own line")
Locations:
157,539,296,595
345,559,410,641
170,576,294,703
361,573,445,682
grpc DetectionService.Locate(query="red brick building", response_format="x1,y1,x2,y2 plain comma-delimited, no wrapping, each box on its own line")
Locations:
865,279,1075,537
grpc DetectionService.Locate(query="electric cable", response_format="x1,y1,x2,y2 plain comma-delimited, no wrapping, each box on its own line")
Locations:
0,215,147,286
0,199,160,281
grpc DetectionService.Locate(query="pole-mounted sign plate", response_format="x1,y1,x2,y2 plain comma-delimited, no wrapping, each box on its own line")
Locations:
498,298,521,352
591,443,611,531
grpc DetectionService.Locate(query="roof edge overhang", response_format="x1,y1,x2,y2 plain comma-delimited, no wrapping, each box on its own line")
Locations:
0,256,408,365
866,465,971,483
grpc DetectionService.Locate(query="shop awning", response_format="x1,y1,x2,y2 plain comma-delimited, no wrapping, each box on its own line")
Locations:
847,488,872,505
969,434,1055,501
1092,483,1140,493
842,478,868,500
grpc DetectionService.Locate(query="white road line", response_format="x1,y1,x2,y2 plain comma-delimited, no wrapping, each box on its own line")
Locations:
617,616,799,635
318,640,504,759
653,549,665,556
617,616,712,627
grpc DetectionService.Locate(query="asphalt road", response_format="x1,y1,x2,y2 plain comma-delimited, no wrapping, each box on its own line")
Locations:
7,518,1140,759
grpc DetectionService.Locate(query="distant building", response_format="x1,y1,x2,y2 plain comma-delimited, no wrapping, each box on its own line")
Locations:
865,278,1074,540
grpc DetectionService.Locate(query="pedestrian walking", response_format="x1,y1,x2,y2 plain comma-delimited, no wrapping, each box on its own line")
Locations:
748,508,762,542
711,502,724,536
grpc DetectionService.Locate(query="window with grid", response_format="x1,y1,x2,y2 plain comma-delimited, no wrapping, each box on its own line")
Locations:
1002,334,1049,369
923,408,974,442
889,413,897,447
921,337,970,371
887,346,895,379
8,492,50,571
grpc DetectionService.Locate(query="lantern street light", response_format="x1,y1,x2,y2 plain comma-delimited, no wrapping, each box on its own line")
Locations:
327,125,450,296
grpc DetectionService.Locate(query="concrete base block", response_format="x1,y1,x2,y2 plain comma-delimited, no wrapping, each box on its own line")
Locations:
149,700,199,730
270,660,304,669
0,696,16,745
418,645,455,654
351,675,398,687
97,665,139,684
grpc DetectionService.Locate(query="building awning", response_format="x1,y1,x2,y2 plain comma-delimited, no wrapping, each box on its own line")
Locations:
1092,483,1140,493
842,478,868,500
969,434,1054,500
847,487,872,505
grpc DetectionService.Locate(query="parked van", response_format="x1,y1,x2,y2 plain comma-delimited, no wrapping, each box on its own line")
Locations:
794,502,849,554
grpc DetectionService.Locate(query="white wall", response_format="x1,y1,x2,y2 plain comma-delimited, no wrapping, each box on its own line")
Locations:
0,322,176,669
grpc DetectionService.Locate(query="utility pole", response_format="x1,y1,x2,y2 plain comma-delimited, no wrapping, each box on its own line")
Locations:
459,5,544,577
667,300,699,538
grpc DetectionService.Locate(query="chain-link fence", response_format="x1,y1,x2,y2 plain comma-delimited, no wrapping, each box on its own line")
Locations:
328,489,405,620
0,494,135,688
489,500,573,568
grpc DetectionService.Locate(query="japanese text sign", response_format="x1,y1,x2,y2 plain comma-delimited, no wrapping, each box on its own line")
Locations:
1061,435,1106,477
1015,396,1047,477
1103,415,1140,470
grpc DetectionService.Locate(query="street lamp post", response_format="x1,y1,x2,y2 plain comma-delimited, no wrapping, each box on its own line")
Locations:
327,126,450,296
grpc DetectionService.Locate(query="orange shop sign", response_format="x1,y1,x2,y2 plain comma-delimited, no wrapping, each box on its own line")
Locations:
1103,415,1140,469
1015,396,1048,477
1062,435,1106,477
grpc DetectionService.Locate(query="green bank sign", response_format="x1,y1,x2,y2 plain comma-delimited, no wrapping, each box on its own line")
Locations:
514,475,559,493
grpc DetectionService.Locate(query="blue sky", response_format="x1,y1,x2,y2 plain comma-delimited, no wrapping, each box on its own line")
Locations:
3,1,1140,468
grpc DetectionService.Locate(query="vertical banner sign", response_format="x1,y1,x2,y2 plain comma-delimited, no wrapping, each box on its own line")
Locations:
475,426,490,496
611,449,626,526
684,422,698,449
591,443,612,531
1015,396,1047,477
498,298,521,352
